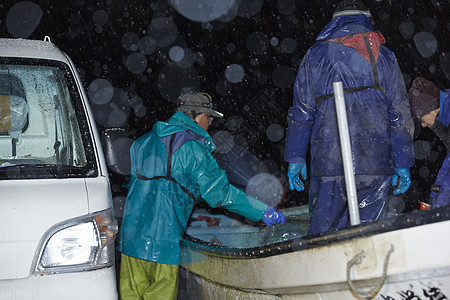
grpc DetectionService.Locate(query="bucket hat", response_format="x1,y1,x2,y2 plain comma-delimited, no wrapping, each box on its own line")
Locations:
178,92,223,118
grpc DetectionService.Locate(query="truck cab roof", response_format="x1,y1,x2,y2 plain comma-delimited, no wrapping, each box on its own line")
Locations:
0,37,69,62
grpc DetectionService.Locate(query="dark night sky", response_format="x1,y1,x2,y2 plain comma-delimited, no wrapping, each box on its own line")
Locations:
0,0,449,208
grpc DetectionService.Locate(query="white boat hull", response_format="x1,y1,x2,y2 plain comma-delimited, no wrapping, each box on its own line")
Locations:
180,206,450,299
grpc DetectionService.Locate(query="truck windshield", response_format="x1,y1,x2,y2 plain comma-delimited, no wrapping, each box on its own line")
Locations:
0,58,97,179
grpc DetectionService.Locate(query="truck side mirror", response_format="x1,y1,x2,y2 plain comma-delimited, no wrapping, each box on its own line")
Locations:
101,128,133,176
0,94,28,156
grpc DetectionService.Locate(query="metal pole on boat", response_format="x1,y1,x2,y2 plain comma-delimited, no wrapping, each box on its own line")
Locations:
333,81,360,226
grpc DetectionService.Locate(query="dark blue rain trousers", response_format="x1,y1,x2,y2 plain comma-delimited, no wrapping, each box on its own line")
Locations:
431,90,450,207
431,155,450,208
284,15,414,235
308,175,391,235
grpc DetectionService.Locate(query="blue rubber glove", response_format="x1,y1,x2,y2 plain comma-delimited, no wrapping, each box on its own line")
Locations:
391,168,411,195
287,162,307,191
261,207,286,226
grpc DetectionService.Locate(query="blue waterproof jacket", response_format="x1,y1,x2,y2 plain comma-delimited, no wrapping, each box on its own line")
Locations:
431,90,450,207
119,111,268,265
285,15,414,176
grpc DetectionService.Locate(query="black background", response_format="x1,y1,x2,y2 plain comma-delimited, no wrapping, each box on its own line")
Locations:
0,0,449,210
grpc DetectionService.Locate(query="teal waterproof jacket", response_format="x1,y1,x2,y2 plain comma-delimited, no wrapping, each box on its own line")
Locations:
119,111,268,265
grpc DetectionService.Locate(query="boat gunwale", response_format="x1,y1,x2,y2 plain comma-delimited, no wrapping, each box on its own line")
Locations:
181,205,450,258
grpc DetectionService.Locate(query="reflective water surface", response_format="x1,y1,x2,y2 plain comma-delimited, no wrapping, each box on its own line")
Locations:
185,206,309,249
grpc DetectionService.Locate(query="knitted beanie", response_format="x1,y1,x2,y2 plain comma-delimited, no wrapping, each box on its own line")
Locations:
408,77,440,118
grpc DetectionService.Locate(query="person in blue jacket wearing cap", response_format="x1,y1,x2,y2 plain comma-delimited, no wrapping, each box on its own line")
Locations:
409,77,450,208
284,0,414,236
118,91,285,299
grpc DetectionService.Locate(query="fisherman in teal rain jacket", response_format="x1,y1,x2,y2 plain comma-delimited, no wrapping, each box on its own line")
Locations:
119,92,285,300
284,0,414,236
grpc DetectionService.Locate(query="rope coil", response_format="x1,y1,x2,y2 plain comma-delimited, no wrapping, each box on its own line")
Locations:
347,244,394,299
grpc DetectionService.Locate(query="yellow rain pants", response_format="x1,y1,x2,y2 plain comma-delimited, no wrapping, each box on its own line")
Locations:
120,253,179,300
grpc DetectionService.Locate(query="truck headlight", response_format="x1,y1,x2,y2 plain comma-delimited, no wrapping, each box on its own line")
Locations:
33,209,118,275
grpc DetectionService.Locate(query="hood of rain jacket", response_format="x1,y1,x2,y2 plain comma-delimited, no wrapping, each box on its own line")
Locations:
119,111,267,265
437,90,450,128
285,15,414,176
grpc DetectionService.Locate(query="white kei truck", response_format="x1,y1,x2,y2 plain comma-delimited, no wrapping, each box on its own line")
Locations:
0,37,118,299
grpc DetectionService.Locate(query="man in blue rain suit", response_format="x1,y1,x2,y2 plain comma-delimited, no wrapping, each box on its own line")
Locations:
285,0,414,236
409,77,450,208
119,92,285,299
